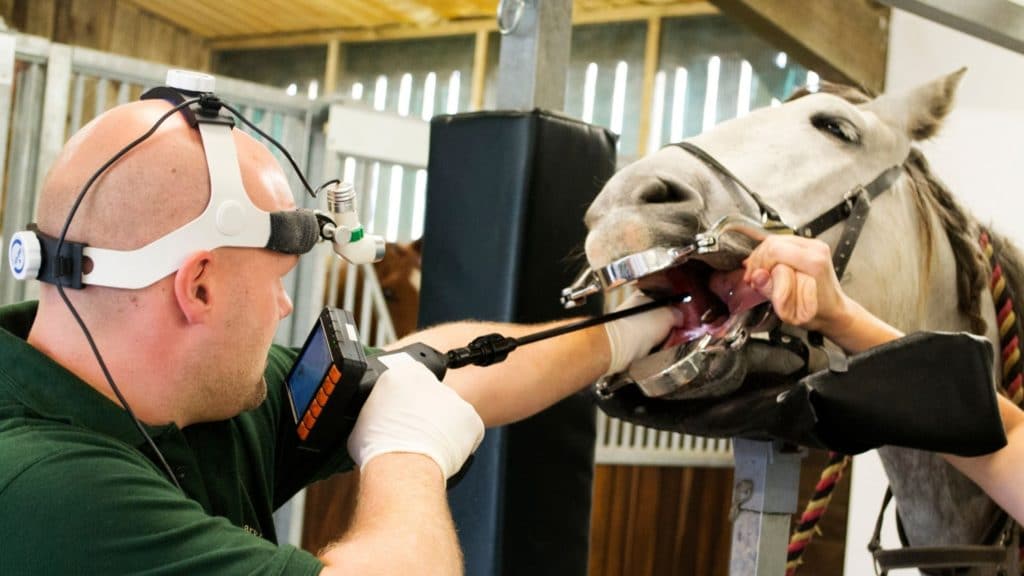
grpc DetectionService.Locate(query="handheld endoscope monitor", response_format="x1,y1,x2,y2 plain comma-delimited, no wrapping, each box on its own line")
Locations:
285,307,368,450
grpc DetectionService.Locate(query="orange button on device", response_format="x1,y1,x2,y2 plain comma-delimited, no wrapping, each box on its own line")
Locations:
303,411,316,429
328,365,341,384
297,423,310,440
323,378,336,395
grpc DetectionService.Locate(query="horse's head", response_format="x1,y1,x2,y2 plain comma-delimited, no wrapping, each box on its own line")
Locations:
585,69,969,395
376,239,422,338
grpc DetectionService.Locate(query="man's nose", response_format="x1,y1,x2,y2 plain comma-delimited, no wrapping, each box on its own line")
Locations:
278,284,294,319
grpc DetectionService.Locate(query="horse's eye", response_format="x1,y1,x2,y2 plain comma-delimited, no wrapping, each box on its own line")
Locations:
382,288,397,301
811,114,860,144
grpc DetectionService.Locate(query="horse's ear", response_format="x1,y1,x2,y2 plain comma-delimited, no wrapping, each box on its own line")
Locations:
866,68,966,141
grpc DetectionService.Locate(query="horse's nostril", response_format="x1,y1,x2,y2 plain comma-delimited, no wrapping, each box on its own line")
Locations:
638,180,689,204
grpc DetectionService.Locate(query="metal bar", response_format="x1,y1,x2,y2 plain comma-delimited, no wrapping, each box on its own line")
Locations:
878,0,1024,55
67,42,308,113
636,16,662,156
495,0,573,110
358,267,373,344
3,63,45,305
34,44,72,215
0,32,19,303
116,81,130,105
729,439,803,576
69,73,85,133
342,262,357,312
325,256,342,308
93,77,108,118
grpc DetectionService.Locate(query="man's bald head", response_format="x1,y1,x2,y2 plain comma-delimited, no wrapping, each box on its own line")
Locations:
35,99,295,252
27,99,303,426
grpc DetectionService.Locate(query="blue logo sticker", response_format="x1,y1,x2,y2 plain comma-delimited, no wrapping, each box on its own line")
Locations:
11,238,24,274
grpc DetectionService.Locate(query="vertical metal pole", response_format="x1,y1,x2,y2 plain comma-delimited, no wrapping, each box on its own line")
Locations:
495,0,573,111
452,4,578,575
730,439,803,576
0,32,19,304
2,61,44,306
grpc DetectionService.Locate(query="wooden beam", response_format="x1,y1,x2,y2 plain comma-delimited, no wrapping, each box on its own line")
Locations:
469,29,488,111
709,0,889,93
324,38,341,96
209,2,717,50
573,1,716,25
636,16,661,157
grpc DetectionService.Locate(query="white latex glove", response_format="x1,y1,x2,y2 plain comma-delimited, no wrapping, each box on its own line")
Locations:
347,361,485,480
603,292,681,376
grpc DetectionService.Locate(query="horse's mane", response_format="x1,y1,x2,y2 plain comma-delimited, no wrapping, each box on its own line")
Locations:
788,81,1024,337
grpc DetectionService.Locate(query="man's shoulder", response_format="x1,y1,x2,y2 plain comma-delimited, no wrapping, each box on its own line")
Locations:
0,414,151,494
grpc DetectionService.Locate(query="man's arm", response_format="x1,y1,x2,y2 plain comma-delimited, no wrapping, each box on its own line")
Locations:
320,361,484,575
319,454,460,575
392,319,607,427
389,294,681,427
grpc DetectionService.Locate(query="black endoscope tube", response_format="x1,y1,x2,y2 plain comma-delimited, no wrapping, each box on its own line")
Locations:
515,294,686,346
445,294,687,369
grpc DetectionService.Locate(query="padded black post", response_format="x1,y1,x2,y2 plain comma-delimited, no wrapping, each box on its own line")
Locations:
419,110,615,576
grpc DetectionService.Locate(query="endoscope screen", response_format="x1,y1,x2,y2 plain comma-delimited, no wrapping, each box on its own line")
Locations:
287,325,332,419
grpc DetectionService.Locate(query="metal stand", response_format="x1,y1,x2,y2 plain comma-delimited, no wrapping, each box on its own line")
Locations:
729,438,804,576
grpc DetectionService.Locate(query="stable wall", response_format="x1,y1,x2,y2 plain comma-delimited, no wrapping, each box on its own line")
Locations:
845,9,1024,575
0,0,209,70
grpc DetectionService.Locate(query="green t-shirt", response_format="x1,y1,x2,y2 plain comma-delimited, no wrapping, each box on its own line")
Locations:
0,301,354,575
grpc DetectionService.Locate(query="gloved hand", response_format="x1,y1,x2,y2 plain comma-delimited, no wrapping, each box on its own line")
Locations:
347,361,485,480
604,292,683,376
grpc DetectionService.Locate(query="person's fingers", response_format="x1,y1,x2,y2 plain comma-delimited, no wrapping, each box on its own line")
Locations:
747,236,819,279
749,268,772,297
794,272,819,325
769,264,796,321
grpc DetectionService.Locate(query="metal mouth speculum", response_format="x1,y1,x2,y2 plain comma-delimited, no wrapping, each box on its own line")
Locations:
562,214,789,309
594,305,771,400
566,214,789,400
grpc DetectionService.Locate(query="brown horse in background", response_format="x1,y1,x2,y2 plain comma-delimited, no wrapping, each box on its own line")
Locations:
301,239,423,553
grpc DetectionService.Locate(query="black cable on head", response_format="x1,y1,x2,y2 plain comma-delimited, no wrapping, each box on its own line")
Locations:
219,101,318,199
54,97,200,492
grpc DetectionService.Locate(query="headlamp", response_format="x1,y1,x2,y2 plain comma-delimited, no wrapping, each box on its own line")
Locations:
7,69,384,290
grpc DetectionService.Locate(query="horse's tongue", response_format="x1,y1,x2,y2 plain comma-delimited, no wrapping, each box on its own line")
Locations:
709,268,767,314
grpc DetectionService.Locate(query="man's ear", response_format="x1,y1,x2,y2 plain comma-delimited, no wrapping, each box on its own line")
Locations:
174,251,215,324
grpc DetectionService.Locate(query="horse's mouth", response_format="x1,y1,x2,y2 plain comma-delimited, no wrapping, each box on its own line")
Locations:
637,259,767,352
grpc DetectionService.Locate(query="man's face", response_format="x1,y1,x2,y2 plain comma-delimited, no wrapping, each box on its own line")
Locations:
219,248,298,412
190,133,301,419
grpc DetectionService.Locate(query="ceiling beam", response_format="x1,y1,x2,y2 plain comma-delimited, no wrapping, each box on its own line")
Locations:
877,0,1024,55
709,0,890,93
208,2,716,50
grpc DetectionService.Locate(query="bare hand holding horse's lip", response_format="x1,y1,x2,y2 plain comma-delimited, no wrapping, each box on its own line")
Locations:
739,234,901,355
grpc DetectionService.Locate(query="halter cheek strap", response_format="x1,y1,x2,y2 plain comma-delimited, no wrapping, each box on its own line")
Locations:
670,141,903,281
797,165,903,280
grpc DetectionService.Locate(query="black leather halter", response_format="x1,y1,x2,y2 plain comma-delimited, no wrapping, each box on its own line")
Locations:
671,141,904,280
